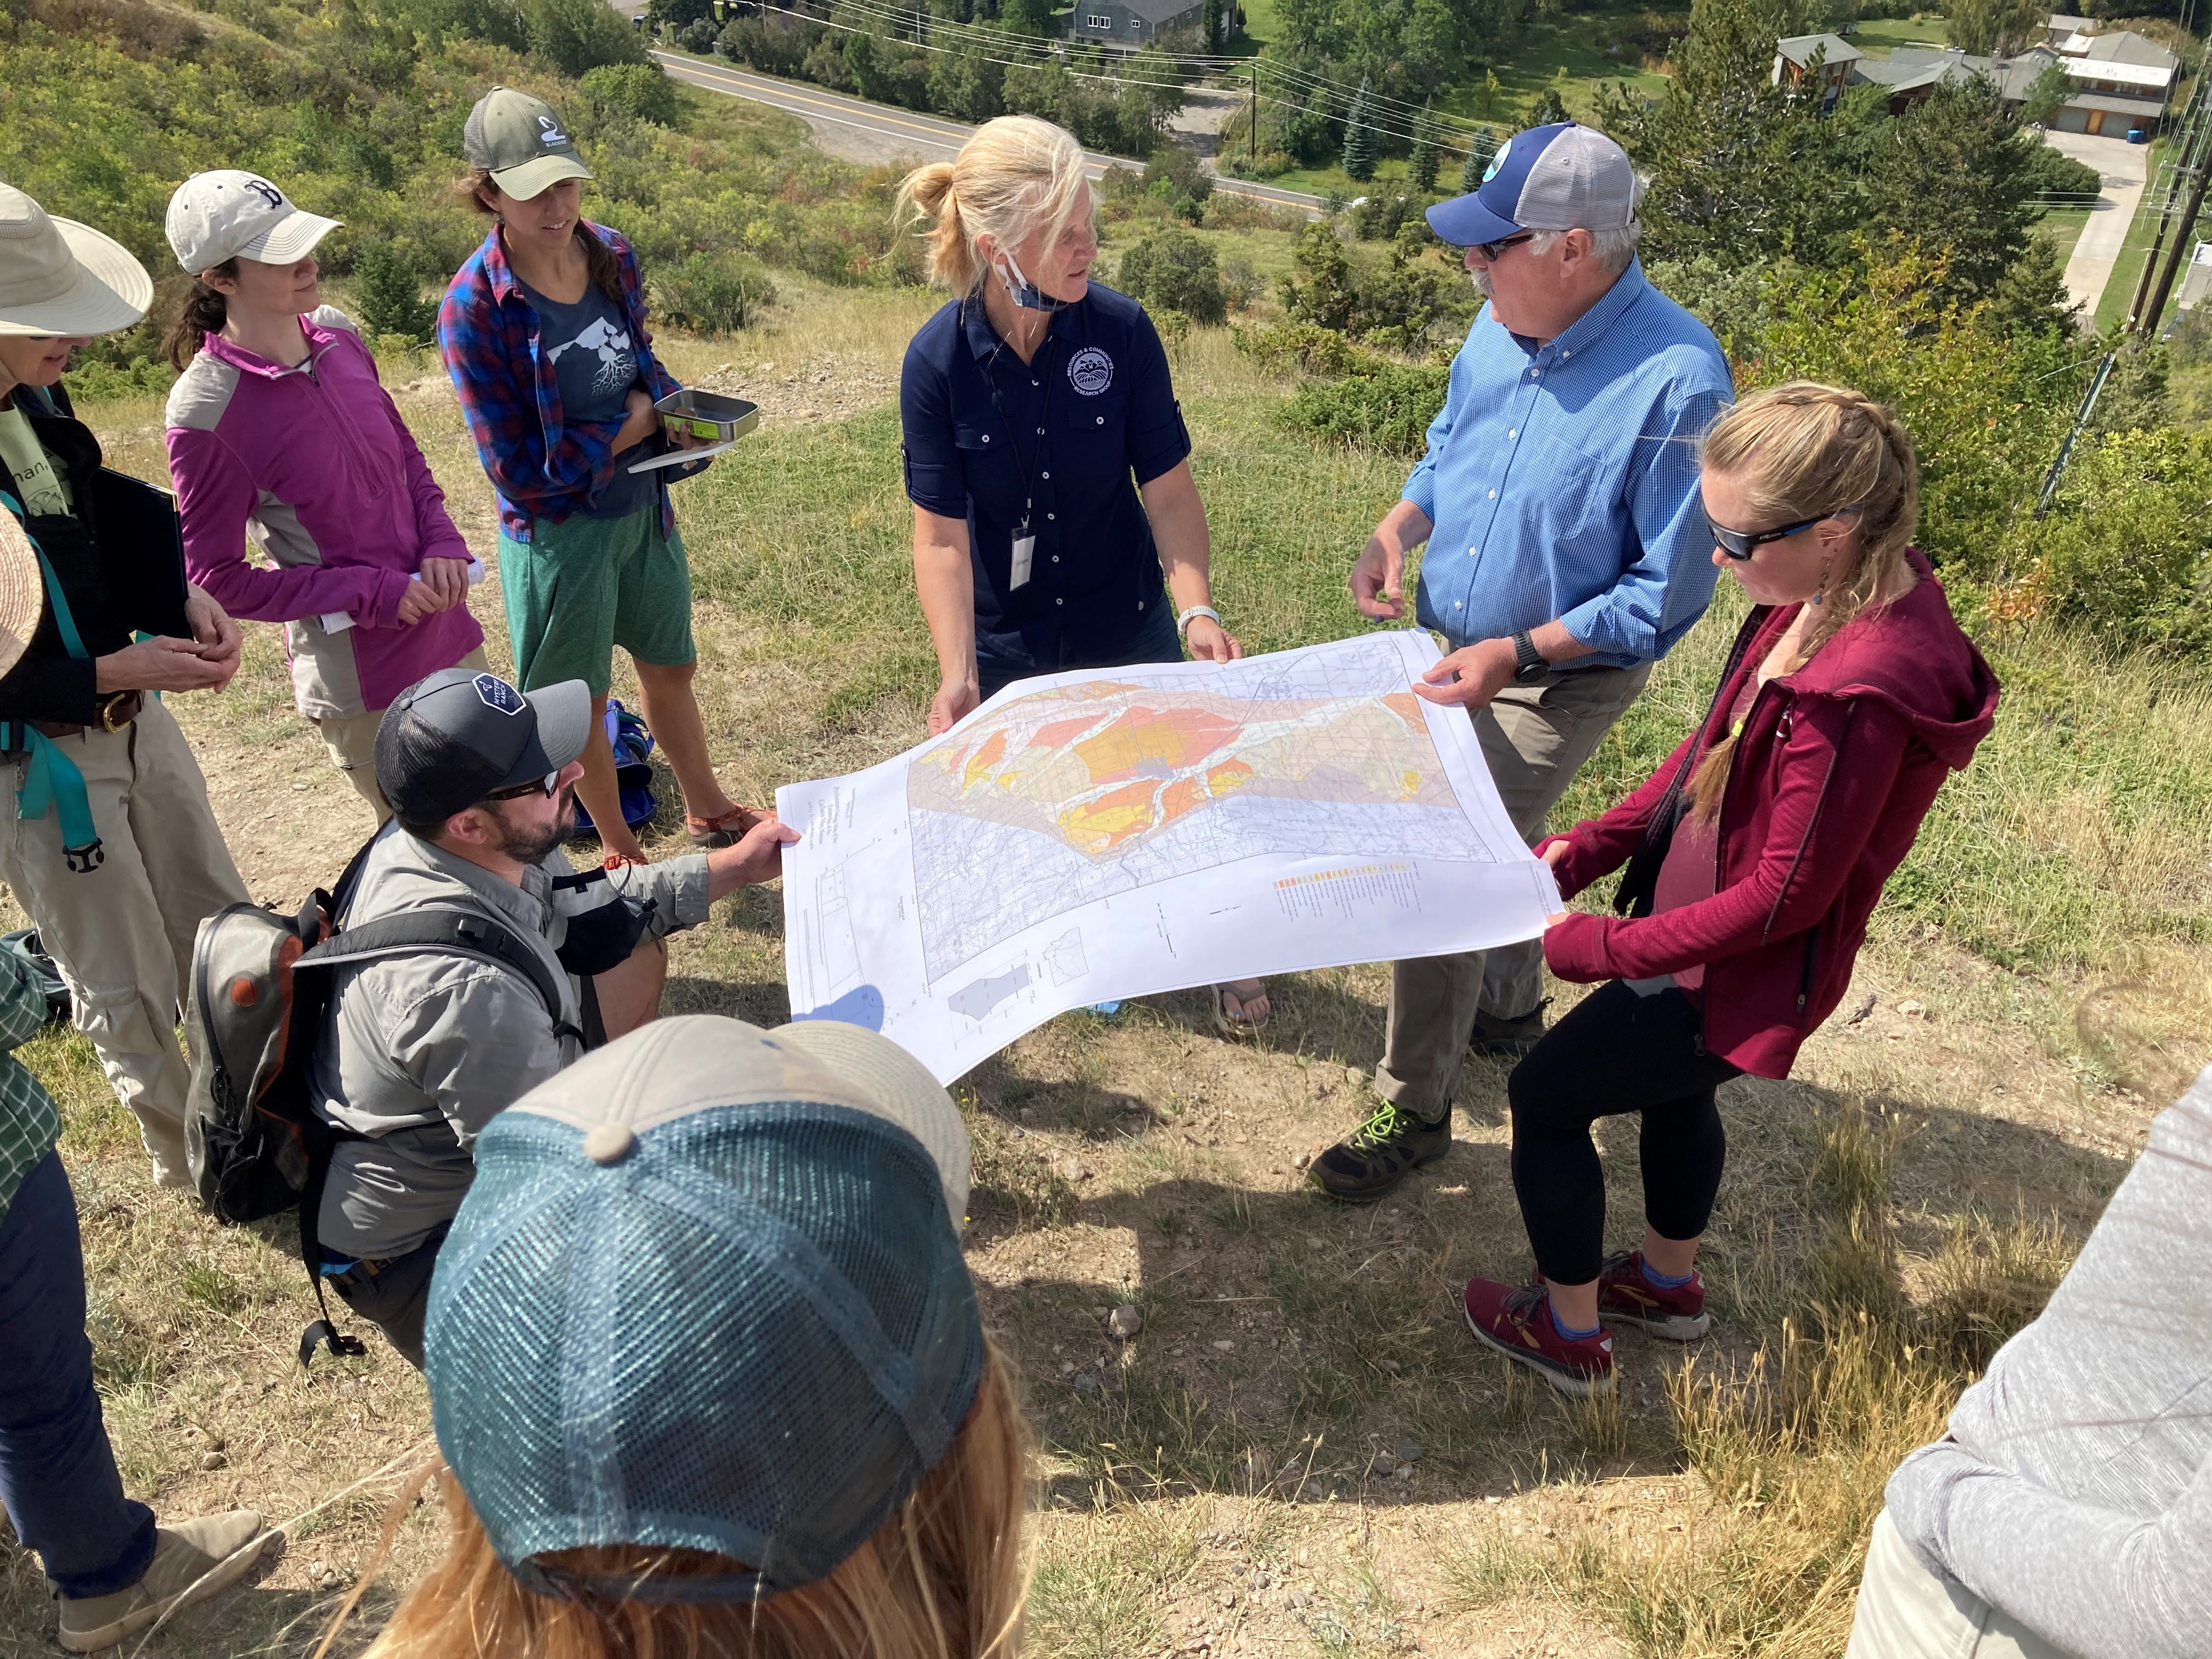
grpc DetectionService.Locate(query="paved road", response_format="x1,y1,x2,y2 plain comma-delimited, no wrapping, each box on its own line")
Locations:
651,49,1323,214
2041,129,2151,318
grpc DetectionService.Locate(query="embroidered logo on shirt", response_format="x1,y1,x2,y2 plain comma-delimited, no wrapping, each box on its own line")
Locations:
1069,346,1114,396
544,315,635,397
474,674,527,715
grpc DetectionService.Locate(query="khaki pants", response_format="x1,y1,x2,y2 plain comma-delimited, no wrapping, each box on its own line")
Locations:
1376,661,1651,1120
314,645,489,822
0,701,249,1187
1845,1510,2068,1659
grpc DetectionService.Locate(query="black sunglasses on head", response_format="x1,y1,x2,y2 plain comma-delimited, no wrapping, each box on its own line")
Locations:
1472,231,1538,262
1709,506,1861,561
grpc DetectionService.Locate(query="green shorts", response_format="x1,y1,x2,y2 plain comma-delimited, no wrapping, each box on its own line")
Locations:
500,505,696,697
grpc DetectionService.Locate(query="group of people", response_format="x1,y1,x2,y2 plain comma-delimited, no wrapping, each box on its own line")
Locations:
0,87,2192,1659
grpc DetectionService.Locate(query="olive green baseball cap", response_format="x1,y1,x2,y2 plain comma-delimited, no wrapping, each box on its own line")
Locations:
462,87,593,202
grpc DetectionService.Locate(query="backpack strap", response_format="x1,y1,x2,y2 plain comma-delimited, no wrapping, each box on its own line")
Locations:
298,908,587,1046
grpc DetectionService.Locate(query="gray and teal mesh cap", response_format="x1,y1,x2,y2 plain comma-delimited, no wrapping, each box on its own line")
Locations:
423,1015,983,1603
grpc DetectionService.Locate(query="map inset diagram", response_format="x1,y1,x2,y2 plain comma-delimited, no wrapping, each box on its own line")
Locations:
948,964,1030,1021
908,648,1492,981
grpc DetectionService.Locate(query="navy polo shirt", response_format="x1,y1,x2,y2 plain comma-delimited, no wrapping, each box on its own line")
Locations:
900,284,1192,669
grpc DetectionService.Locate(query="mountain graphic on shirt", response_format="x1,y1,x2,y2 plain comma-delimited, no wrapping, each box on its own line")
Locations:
544,315,636,397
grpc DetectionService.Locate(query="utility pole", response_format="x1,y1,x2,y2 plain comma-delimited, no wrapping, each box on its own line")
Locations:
2142,149,2211,335
2126,166,2180,334
2130,67,2212,332
2035,351,2117,517
1250,61,1258,162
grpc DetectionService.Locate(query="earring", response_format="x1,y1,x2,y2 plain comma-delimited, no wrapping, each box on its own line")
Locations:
1810,561,1830,606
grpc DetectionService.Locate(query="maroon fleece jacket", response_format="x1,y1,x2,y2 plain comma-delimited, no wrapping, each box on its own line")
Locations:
1539,550,2000,1078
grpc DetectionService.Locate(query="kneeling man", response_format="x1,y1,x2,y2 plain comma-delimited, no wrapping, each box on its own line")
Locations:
310,667,793,1363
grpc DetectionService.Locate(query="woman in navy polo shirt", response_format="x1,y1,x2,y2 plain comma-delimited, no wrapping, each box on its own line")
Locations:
894,115,1268,1035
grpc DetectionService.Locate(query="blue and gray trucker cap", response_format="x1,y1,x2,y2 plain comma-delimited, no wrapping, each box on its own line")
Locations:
1426,121,1642,249
423,1015,981,1602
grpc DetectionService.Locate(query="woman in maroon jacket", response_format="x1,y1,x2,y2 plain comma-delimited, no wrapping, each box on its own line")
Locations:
1461,382,2000,1397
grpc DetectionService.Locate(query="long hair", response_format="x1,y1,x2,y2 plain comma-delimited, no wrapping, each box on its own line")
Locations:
1685,381,1921,824
321,1344,1030,1659
161,259,237,370
893,116,1091,296
456,166,625,305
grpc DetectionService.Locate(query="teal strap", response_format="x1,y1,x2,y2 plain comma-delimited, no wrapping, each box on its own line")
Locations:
30,547,86,659
11,727,103,871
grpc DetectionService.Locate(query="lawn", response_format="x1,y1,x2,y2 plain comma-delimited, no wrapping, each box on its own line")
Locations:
1844,14,1953,57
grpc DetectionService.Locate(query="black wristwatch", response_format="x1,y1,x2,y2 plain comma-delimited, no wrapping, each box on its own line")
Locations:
1510,629,1548,683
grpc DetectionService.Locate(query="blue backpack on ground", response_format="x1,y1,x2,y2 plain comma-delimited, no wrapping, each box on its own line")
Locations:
572,699,658,835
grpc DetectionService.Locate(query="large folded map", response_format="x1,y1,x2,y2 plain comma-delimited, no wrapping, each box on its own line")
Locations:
777,629,1562,1082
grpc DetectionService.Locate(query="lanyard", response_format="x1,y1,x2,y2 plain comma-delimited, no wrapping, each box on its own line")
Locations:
981,327,1055,535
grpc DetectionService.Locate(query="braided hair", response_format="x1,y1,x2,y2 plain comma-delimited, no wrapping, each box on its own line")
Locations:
1683,381,1921,824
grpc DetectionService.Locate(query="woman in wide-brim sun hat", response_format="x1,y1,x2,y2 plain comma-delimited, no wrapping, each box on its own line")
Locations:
0,182,250,1190
160,169,487,823
0,183,270,1657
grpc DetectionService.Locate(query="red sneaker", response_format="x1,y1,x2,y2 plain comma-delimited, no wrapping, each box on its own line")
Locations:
1595,1250,1711,1341
1461,1278,1615,1396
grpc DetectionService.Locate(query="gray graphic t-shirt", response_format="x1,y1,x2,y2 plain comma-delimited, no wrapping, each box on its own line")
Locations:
526,278,656,520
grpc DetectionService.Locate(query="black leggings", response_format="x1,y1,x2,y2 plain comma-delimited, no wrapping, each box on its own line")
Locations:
1506,979,1743,1285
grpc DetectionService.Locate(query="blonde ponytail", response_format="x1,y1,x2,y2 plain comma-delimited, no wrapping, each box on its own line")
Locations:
893,115,1091,295
1684,381,1922,824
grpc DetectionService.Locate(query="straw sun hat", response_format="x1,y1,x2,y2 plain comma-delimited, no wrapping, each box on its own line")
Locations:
0,511,46,682
0,182,153,337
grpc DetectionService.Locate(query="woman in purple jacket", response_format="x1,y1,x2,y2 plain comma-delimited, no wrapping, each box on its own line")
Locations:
162,171,486,823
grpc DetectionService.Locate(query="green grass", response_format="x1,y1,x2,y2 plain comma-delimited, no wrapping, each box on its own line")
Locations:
2096,138,2170,334
1844,15,1953,57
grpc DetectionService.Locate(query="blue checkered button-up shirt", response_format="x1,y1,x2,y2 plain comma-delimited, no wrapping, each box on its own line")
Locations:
1404,260,1735,667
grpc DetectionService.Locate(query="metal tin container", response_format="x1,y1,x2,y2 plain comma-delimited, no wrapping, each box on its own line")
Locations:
656,388,761,444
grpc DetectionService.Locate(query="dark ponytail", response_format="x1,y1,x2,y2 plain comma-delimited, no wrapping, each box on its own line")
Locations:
162,261,237,370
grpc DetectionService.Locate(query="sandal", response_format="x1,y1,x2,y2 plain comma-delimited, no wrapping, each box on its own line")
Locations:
687,805,757,849
1213,978,1270,1037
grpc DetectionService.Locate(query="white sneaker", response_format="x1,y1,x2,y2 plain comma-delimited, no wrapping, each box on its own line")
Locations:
56,1510,271,1653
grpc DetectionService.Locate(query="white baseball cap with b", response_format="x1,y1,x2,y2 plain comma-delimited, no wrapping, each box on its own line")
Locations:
0,183,153,338
165,171,342,277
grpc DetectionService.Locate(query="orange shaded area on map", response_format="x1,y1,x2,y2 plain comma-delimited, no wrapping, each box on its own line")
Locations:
962,728,1008,791
1071,708,1238,785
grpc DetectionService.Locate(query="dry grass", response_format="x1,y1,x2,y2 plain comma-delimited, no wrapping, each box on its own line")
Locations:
2,279,2205,1657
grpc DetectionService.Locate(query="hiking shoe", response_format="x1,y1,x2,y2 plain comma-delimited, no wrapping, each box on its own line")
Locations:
1307,1100,1451,1203
1468,1002,1549,1059
1596,1250,1711,1341
1462,1277,1615,1397
57,1510,270,1653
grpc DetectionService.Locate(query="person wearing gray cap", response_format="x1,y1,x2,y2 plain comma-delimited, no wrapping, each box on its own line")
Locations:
438,86,741,870
1312,122,1735,1204
306,667,796,1365
320,1015,1028,1659
161,170,488,822
0,182,252,1189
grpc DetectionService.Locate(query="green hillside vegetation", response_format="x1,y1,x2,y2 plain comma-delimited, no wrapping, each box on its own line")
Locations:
2,0,912,375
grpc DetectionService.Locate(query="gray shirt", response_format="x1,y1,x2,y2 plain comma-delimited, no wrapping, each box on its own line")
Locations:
1883,1064,2212,1658
310,823,710,1258
522,278,656,519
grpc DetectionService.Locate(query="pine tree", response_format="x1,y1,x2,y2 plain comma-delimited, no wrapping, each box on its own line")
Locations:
1201,0,1220,50
1459,125,1494,193
1409,103,1440,193
1341,77,1378,182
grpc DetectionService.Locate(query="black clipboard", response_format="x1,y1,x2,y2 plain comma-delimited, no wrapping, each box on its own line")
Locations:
87,467,191,641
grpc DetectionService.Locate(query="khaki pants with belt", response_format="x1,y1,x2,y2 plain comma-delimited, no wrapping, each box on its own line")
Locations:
313,644,491,823
1844,1510,2068,1659
1375,661,1651,1120
0,701,249,1187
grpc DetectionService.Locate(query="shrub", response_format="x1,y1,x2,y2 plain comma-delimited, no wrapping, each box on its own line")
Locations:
1278,359,1449,456
1114,227,1227,324
579,62,680,126
348,241,439,345
652,251,778,332
678,17,716,49
522,0,646,75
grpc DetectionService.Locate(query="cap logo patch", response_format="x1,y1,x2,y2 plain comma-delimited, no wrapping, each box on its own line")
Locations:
474,673,527,715
242,178,284,210
1069,346,1113,396
1482,137,1511,184
537,114,571,149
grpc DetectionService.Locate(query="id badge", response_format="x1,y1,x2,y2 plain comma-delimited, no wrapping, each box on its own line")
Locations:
1009,531,1036,590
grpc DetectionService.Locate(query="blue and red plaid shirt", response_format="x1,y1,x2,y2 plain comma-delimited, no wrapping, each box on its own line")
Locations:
437,221,684,543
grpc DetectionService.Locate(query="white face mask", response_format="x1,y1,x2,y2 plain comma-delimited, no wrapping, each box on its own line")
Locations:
995,249,1069,313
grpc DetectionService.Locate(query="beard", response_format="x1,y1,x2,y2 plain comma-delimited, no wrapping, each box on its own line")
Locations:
1469,267,1492,300
491,789,578,866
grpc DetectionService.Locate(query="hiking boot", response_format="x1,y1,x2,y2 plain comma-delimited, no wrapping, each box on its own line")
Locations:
1596,1250,1711,1341
1307,1100,1451,1203
57,1510,270,1654
1461,1277,1615,1397
1468,1002,1549,1060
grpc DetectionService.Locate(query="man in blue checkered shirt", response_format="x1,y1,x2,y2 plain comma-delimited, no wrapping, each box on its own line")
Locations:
1310,123,1735,1204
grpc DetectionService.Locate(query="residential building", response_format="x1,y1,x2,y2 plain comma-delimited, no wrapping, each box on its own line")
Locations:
1774,32,1865,109
1067,0,1205,46
1779,23,2174,136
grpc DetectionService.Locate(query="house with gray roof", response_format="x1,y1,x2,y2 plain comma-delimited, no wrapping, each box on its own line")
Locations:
1773,32,1864,108
1777,26,2172,135
1068,0,1205,46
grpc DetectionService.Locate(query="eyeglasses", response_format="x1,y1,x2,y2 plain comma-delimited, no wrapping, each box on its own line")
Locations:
1472,232,1538,262
483,770,561,803
1709,506,1861,561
